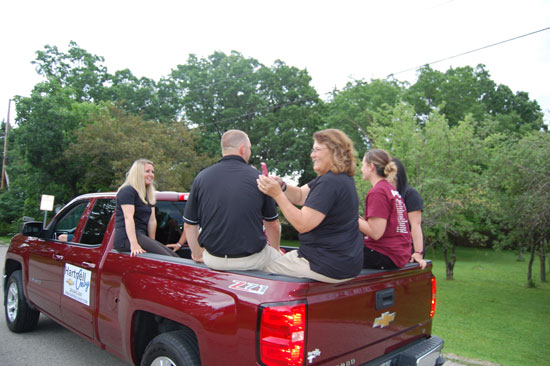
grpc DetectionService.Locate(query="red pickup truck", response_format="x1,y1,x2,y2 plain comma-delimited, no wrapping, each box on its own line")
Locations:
3,191,445,366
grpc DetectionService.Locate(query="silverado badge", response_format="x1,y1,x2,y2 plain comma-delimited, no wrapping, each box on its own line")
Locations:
373,311,396,328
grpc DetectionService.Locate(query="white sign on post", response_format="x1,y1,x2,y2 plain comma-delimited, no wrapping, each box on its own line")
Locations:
40,194,55,228
40,195,55,211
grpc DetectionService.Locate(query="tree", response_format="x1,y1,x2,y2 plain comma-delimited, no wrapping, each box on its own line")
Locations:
33,41,110,103
488,131,550,286
325,78,404,149
13,80,100,212
405,65,544,134
33,42,181,122
171,51,323,183
66,105,214,192
106,69,181,123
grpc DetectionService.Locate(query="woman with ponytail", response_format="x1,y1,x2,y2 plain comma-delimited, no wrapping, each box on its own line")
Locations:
358,149,412,269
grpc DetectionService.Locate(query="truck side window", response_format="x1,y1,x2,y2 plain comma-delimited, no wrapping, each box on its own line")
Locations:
155,201,186,244
53,201,88,241
80,199,116,245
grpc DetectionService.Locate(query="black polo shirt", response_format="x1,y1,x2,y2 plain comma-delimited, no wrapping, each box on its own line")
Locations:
183,155,278,257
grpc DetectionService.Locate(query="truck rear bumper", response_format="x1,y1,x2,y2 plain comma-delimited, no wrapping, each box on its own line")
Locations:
362,335,445,366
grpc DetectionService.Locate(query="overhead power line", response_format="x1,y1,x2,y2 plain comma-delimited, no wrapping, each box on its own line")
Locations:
388,26,550,78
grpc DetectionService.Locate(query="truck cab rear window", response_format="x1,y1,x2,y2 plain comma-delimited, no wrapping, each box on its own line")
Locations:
155,201,186,244
80,199,117,245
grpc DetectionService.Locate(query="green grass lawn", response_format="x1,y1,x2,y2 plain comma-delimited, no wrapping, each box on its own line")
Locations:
281,241,549,365
427,246,550,366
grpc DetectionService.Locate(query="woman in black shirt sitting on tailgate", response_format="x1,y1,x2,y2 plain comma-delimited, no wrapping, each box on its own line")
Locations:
114,159,177,257
257,129,364,283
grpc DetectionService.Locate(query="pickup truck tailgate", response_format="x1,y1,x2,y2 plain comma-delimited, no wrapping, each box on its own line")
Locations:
304,265,434,365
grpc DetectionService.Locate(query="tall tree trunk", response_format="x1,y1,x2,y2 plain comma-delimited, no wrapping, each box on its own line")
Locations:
527,243,536,287
541,240,546,282
443,244,456,280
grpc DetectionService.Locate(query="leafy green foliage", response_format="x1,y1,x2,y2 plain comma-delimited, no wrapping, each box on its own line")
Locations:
33,41,110,103
325,78,404,149
0,189,25,235
171,51,324,181
2,42,548,285
66,105,214,192
404,64,544,133
488,131,550,282
13,80,101,209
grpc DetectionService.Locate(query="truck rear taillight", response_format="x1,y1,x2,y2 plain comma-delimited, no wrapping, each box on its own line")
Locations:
430,276,437,318
258,302,306,366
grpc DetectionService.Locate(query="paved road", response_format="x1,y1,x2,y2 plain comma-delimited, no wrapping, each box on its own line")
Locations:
0,243,129,366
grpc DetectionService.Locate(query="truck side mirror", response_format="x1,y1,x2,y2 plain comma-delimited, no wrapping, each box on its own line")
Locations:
21,221,44,237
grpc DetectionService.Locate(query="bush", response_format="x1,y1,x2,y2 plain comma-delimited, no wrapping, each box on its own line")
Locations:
0,189,25,236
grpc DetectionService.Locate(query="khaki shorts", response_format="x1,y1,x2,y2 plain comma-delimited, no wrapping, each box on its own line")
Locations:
203,245,282,271
263,249,353,283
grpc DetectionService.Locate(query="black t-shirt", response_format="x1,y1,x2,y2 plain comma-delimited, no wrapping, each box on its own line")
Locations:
183,155,278,257
114,185,153,248
401,185,423,213
401,185,423,252
298,172,364,279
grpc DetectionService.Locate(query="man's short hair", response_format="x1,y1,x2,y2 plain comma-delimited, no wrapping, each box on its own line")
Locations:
221,130,249,152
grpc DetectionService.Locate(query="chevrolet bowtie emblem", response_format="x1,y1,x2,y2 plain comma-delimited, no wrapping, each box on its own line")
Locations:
373,311,396,328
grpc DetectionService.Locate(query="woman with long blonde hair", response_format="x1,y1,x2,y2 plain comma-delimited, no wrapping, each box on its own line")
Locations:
114,159,178,257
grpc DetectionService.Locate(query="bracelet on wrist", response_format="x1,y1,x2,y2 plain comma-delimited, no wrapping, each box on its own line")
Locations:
177,242,183,248
281,181,287,192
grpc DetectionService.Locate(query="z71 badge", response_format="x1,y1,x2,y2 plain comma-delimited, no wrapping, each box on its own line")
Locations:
228,280,268,295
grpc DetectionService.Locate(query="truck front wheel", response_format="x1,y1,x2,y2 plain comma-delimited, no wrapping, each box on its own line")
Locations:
141,330,200,366
4,270,40,333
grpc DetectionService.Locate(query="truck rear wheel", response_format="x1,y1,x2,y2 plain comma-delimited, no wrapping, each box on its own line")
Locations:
5,270,40,333
141,330,200,366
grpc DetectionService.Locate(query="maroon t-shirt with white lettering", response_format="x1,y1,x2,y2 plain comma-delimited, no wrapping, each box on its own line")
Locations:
363,179,412,267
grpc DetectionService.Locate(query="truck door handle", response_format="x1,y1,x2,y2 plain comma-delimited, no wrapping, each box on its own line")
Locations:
376,288,395,310
82,262,96,269
53,254,64,261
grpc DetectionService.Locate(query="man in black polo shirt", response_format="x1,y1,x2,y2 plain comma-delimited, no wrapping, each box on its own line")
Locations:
183,129,282,270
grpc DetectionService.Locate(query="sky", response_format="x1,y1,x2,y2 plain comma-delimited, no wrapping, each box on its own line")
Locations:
1,0,549,127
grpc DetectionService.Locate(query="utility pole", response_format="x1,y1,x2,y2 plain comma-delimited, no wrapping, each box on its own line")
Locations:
1,99,11,190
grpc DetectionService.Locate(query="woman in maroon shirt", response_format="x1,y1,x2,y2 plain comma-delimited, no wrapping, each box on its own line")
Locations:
358,149,412,269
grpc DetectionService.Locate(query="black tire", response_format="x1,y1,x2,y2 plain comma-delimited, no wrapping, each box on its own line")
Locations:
141,330,201,366
4,270,40,333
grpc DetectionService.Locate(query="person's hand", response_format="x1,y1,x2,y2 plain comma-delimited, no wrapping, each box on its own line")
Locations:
270,175,284,187
411,252,427,269
166,243,184,252
257,175,283,198
130,243,146,257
